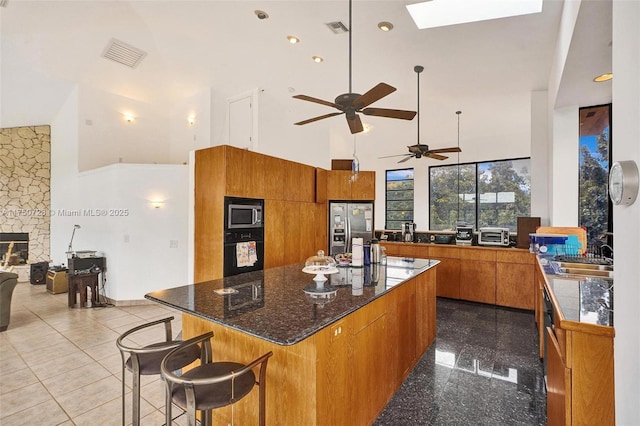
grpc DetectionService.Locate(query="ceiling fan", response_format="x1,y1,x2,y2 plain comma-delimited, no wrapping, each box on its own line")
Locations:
292,0,416,134
379,66,462,163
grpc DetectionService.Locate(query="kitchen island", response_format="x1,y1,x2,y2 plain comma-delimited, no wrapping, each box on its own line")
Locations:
146,257,439,425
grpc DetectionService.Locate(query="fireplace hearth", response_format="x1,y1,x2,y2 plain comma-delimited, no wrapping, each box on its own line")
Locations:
1,233,29,265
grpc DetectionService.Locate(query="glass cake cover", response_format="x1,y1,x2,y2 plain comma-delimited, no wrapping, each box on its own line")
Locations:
303,250,338,281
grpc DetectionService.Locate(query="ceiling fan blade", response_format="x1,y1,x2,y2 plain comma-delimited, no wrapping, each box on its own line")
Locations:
293,94,341,109
427,147,462,154
361,108,417,120
353,83,396,109
398,155,414,163
347,114,364,134
378,154,413,159
427,153,449,160
294,112,344,126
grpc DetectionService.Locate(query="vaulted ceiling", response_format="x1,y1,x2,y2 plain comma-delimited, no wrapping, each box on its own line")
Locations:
0,0,611,153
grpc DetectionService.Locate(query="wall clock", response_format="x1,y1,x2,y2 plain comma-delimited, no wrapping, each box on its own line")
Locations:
609,160,639,206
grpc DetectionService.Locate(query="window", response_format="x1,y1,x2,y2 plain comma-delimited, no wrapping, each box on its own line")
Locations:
429,158,531,231
429,164,476,230
579,104,611,246
386,169,414,230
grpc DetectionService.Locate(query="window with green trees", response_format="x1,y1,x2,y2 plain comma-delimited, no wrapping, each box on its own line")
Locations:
386,169,414,229
429,158,531,231
579,104,611,246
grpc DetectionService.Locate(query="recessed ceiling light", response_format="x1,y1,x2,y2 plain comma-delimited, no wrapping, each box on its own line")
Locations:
254,10,269,20
312,56,323,63
378,22,394,31
406,0,543,29
287,36,300,44
593,73,613,82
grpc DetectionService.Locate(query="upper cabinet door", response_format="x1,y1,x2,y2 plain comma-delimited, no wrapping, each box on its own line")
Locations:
327,170,375,201
351,171,375,200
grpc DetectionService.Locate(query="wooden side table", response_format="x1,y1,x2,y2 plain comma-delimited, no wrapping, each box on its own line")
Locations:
68,272,99,308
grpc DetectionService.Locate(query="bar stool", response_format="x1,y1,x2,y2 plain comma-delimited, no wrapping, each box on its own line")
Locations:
116,316,200,426
161,331,273,426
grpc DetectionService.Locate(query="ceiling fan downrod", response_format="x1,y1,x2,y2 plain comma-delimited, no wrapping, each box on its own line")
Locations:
415,65,424,145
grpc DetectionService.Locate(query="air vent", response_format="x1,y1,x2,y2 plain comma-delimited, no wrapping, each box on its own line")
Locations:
325,21,349,34
101,38,147,69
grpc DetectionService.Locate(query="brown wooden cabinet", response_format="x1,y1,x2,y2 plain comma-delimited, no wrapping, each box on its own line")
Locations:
459,248,496,304
537,260,615,426
351,171,375,200
429,246,461,299
263,200,285,269
546,327,571,426
284,161,316,203
195,145,328,281
326,170,375,201
380,243,536,309
496,250,535,310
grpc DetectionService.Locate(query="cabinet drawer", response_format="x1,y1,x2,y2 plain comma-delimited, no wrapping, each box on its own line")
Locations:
496,250,535,264
429,246,460,258
459,247,496,262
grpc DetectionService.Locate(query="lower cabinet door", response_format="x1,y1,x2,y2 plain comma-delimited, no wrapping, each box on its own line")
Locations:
546,327,571,426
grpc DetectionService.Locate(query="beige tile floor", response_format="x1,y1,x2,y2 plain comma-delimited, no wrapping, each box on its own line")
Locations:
0,281,190,425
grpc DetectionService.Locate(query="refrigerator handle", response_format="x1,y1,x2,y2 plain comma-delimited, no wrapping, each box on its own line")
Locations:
346,214,351,254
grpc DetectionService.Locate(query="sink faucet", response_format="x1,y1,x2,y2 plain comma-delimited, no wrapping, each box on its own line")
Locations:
600,244,614,261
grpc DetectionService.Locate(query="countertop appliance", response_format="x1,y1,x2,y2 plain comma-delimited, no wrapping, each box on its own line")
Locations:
225,196,263,229
329,202,374,256
403,222,416,243
478,227,510,247
455,225,473,246
224,197,265,277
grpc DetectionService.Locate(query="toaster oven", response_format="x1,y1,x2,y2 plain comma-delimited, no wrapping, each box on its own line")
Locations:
478,227,510,247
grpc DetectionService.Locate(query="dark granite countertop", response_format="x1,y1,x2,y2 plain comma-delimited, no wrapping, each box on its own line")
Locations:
145,257,439,346
539,256,614,327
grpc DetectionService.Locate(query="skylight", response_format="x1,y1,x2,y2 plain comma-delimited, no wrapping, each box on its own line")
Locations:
406,0,543,29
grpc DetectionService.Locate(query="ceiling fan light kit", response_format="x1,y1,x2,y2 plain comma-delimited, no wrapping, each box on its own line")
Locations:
293,0,416,134
379,66,462,162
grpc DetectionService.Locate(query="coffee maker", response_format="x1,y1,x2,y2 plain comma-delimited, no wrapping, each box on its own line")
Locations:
403,222,416,242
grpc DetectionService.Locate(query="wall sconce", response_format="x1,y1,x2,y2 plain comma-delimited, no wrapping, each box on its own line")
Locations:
188,116,195,125
124,112,135,123
149,200,165,209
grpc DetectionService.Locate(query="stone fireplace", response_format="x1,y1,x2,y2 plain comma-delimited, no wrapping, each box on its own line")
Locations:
0,126,51,278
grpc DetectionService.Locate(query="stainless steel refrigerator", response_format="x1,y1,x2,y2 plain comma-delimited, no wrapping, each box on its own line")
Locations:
329,202,374,256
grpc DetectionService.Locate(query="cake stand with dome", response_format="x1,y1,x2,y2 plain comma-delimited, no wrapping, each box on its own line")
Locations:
302,250,339,282
302,250,339,306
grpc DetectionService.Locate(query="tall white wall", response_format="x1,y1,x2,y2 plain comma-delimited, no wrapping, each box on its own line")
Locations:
50,85,190,302
550,105,579,226
530,91,550,225
367,101,532,231
71,164,189,301
168,89,212,164
78,86,172,171
612,0,640,423
50,86,81,265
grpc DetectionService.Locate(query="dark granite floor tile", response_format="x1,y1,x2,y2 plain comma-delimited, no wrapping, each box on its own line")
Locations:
376,299,546,426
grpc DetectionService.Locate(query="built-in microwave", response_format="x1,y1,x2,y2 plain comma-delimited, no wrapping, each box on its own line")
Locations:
225,197,264,229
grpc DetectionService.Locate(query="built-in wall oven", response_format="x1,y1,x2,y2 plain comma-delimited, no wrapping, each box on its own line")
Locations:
223,197,265,277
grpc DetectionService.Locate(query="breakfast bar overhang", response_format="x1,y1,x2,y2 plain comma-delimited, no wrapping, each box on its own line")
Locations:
146,257,439,425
